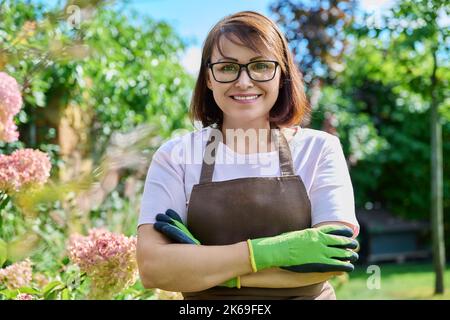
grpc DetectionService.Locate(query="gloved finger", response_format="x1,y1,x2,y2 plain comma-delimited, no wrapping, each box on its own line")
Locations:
174,222,200,244
171,218,190,233
318,224,354,238
155,213,174,224
219,277,238,288
334,254,359,264
162,221,200,245
163,210,191,233
153,222,198,245
281,261,354,273
156,212,189,234
156,212,201,244
326,247,359,263
323,234,359,250
328,241,359,250
324,259,355,273
281,264,323,273
166,209,184,224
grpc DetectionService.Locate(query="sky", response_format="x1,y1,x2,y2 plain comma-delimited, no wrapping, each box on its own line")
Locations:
126,0,277,47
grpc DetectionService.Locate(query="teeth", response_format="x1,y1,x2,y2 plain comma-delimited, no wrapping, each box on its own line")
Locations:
233,95,259,100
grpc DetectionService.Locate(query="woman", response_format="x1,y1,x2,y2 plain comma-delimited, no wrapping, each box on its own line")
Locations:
137,11,359,300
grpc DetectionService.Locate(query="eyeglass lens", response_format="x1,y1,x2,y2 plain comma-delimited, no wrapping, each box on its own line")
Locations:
211,61,277,82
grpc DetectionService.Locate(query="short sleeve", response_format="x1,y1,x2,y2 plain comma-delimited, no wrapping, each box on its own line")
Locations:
138,139,187,227
309,135,359,236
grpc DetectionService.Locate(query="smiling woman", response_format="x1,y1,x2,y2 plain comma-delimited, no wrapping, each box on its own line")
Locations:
137,11,359,300
191,11,308,134
205,36,281,134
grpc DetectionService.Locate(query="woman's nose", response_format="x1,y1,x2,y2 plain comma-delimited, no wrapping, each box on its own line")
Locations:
234,67,254,89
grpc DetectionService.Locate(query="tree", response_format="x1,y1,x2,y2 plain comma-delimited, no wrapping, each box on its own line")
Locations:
270,0,357,84
1,0,194,179
272,0,449,295
359,0,449,294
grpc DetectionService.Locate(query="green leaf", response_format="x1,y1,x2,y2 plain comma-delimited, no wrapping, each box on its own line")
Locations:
0,288,18,300
42,280,65,299
61,288,70,300
0,194,10,211
45,290,58,300
0,238,7,267
18,287,40,295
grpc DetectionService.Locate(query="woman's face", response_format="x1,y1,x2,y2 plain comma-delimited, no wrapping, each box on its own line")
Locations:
207,35,282,127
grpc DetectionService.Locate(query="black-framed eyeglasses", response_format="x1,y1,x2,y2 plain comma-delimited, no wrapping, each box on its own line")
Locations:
207,60,279,83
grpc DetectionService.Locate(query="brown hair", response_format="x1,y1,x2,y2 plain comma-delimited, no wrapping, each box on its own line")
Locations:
189,11,309,128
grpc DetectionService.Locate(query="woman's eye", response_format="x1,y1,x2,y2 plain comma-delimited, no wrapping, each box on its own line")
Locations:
253,63,269,70
220,64,238,72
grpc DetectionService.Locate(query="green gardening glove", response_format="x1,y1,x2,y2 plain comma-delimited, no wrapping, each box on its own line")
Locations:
154,209,239,288
248,225,359,273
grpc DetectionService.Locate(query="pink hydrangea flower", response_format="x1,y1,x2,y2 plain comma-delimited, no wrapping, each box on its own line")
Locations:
0,148,51,193
67,228,138,299
0,259,33,290
0,72,23,142
16,293,34,300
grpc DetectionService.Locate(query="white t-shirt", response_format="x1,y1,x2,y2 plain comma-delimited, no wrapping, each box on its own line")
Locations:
138,126,359,235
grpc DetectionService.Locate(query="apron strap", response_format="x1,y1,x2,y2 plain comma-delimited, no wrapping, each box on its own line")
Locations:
200,128,222,184
274,128,295,176
200,124,295,183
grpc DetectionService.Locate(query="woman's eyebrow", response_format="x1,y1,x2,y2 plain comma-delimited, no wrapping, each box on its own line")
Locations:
217,55,264,62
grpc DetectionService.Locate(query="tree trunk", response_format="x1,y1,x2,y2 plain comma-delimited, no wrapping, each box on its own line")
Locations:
430,47,445,294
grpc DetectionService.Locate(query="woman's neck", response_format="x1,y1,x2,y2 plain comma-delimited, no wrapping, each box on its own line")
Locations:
219,119,274,154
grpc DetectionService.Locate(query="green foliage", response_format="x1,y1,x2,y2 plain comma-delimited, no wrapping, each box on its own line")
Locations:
310,0,449,234
0,0,194,300
0,0,195,157
78,9,195,156
0,238,6,267
314,40,449,217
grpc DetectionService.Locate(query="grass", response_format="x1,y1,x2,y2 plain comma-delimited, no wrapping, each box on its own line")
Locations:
331,262,450,300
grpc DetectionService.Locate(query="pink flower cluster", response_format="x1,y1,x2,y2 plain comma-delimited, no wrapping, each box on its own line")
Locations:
0,148,52,193
0,258,33,290
16,293,34,300
0,72,23,142
68,228,138,299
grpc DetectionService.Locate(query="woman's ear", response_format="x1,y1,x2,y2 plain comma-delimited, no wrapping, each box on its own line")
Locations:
206,71,213,90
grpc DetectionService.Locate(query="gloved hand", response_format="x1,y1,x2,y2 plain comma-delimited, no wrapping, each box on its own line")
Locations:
248,225,359,273
154,210,359,276
154,209,200,245
281,225,358,272
153,209,239,288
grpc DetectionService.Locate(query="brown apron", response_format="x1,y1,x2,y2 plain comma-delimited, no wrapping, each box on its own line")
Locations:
183,125,336,300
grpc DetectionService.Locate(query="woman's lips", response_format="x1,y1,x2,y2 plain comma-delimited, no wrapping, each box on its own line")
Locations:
229,94,262,104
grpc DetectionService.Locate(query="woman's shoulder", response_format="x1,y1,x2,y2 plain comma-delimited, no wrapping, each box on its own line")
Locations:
155,127,210,154
290,126,341,150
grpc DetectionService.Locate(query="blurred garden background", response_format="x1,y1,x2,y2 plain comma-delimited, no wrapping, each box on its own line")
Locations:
0,0,448,300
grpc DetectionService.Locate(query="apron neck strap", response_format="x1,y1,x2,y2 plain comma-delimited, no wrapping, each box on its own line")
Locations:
274,128,296,176
200,124,295,184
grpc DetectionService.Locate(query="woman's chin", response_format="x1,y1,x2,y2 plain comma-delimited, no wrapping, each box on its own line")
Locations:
223,113,268,126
